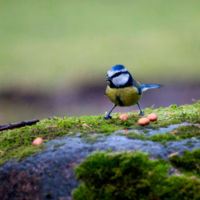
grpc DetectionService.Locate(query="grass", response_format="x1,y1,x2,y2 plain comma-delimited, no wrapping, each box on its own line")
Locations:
0,0,200,91
0,100,200,166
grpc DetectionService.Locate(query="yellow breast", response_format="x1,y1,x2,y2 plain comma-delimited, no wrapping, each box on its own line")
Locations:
105,85,142,107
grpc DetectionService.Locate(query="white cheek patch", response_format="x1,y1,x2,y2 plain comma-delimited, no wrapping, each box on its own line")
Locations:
112,74,129,87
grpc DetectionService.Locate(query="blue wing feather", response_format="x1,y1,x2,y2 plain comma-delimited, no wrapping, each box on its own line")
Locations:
141,84,164,92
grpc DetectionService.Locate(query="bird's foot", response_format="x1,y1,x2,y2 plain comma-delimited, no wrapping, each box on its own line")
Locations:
103,115,112,120
139,112,144,116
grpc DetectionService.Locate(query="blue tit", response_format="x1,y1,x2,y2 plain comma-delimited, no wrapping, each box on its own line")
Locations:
104,65,163,120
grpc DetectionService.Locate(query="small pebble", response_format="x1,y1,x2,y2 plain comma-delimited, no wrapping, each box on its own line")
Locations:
138,118,150,126
147,113,158,121
119,114,129,120
33,137,43,146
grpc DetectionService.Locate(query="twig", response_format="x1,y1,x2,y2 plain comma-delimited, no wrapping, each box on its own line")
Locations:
0,119,40,131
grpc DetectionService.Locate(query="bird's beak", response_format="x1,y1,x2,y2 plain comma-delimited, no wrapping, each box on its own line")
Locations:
106,77,111,81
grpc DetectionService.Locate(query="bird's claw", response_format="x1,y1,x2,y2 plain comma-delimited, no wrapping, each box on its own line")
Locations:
139,112,144,116
103,115,112,120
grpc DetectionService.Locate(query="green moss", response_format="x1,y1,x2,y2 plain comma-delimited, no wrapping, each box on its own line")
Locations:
124,125,200,143
169,148,200,176
73,150,170,200
16,144,47,162
0,144,46,166
175,125,200,138
73,150,200,200
0,101,200,165
158,175,200,200
81,134,106,144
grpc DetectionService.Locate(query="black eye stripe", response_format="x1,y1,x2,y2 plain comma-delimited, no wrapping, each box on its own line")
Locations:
112,72,121,78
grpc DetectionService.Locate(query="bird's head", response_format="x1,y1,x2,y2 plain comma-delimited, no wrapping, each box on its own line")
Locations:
106,65,133,88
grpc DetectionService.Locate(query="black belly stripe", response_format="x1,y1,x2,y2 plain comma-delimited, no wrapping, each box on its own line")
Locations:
116,96,124,106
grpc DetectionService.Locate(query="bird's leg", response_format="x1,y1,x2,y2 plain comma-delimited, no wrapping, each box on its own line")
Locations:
104,104,116,120
137,102,144,116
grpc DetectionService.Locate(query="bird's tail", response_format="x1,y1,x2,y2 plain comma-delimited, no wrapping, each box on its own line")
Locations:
141,84,164,92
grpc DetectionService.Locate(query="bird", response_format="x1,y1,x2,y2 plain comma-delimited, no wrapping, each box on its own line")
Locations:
104,64,163,120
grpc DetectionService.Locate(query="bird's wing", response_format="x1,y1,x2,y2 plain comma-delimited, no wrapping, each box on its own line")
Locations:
133,80,142,95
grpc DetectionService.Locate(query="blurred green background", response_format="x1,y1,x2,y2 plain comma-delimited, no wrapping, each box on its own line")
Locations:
0,0,200,124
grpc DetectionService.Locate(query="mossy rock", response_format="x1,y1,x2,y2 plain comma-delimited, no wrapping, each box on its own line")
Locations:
0,100,200,166
73,150,200,200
